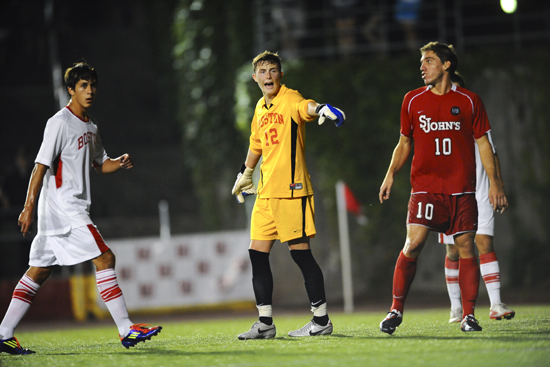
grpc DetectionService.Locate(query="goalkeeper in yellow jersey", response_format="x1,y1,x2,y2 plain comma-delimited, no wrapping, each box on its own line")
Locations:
232,51,345,339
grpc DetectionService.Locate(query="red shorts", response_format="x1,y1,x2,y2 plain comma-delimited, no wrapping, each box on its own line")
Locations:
407,193,477,236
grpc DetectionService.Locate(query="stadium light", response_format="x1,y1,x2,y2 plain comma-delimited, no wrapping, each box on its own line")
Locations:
501,0,517,14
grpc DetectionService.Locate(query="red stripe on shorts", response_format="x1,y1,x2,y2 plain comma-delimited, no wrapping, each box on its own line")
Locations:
87,225,109,253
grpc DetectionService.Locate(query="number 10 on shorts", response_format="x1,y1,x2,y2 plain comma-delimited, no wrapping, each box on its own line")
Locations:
416,202,434,220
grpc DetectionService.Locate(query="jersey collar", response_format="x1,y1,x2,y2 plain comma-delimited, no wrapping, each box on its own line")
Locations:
263,84,288,110
66,106,90,123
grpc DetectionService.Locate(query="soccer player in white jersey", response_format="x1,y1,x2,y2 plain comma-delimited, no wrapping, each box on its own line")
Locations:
439,73,515,323
0,62,161,355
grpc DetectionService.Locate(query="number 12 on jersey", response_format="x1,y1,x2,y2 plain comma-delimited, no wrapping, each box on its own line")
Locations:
265,128,279,146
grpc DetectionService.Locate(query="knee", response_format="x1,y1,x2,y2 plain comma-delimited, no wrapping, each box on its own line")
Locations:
446,245,459,261
403,239,423,258
94,250,116,270
455,234,476,258
26,267,53,285
475,235,494,255
290,249,322,277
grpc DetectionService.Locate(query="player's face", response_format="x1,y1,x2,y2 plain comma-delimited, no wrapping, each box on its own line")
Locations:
69,79,97,110
420,51,449,87
252,62,283,99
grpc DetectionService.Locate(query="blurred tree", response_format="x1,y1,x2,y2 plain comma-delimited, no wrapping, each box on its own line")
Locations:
173,0,254,230
173,0,550,297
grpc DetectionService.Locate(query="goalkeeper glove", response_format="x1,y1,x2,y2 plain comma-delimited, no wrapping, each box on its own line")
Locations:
316,104,346,127
232,164,256,203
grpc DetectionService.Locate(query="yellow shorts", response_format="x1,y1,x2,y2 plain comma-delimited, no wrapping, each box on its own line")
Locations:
251,195,316,243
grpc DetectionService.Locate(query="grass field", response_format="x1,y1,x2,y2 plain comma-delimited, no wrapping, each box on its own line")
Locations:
1,305,549,367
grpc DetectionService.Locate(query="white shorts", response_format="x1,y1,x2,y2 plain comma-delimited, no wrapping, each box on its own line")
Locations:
29,225,110,267
439,170,494,245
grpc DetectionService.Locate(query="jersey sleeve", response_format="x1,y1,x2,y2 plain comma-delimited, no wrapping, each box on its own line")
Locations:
472,94,491,139
249,112,262,156
35,117,67,168
296,98,315,124
92,129,109,167
399,93,414,137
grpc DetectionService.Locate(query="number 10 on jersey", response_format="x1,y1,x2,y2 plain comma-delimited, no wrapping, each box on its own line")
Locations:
435,137,451,156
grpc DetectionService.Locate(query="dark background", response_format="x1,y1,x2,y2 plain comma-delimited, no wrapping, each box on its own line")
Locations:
1,0,549,308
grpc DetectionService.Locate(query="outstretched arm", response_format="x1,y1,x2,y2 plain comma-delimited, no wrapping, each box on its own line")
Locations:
477,134,507,212
308,101,346,126
379,135,412,203
308,102,320,117
19,163,48,237
94,154,133,174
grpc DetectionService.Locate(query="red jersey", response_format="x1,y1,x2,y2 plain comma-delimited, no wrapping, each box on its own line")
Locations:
400,84,491,195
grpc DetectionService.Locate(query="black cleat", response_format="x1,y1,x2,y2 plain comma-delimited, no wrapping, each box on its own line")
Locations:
461,314,482,332
0,337,35,355
380,309,403,335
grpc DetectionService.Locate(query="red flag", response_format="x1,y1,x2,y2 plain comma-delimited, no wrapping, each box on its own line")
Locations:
343,184,367,225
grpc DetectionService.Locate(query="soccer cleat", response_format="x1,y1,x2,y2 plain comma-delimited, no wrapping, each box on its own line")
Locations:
288,319,333,337
461,314,482,332
120,323,162,348
490,303,515,320
238,321,276,340
0,337,35,355
380,309,403,335
449,308,463,323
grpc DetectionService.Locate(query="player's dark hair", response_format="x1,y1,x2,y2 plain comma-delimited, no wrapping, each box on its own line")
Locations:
450,71,465,88
64,62,98,91
420,42,458,74
252,51,282,73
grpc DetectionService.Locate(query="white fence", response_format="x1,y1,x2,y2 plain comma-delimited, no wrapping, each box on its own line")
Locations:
98,230,254,312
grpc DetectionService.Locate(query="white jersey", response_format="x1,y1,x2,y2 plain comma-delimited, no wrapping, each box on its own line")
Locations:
472,140,494,236
439,140,495,244
35,107,108,236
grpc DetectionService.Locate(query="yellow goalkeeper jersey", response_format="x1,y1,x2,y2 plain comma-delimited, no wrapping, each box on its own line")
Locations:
249,84,316,198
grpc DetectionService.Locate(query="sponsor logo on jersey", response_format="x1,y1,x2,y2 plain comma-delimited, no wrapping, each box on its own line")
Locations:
290,183,303,190
419,114,461,133
258,112,284,128
451,106,460,115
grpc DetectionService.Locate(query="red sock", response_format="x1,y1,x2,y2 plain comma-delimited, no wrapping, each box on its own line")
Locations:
459,257,480,317
390,251,417,313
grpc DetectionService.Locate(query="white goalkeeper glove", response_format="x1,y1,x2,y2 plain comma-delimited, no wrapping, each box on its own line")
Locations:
316,104,346,127
232,164,256,203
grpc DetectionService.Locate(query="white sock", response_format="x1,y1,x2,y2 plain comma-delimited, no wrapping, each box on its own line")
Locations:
257,304,273,319
311,302,327,317
96,269,133,337
445,256,462,310
0,275,41,339
480,252,502,306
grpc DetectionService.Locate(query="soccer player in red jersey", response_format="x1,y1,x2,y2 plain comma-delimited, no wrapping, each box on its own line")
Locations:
378,42,507,334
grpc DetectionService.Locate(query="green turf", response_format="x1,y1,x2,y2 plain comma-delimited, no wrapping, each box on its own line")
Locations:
2,305,549,367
